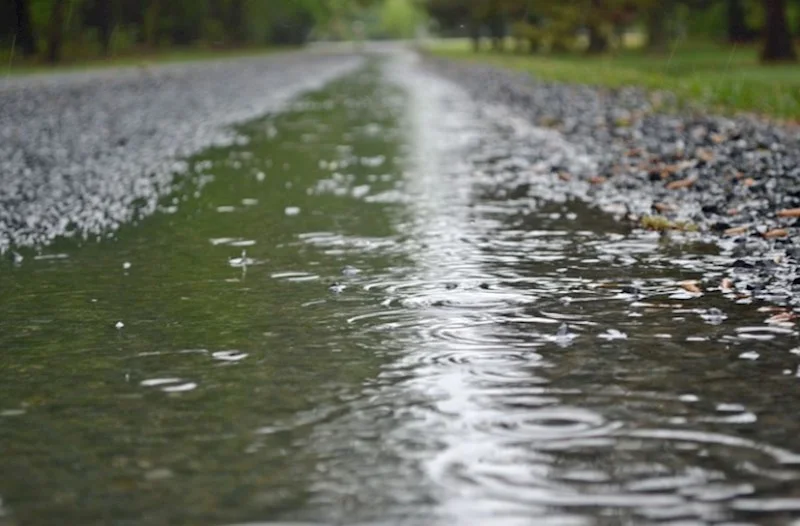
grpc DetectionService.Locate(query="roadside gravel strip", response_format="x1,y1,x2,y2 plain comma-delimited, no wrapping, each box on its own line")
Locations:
0,52,362,253
429,56,800,308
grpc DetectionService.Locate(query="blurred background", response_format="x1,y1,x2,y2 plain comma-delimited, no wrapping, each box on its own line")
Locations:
1,1,800,115
2,0,799,64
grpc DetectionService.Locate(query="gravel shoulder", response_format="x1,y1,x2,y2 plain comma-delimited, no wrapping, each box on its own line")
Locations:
0,52,362,253
428,56,800,308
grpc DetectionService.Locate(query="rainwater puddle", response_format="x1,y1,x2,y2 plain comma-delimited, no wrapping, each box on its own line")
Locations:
0,55,799,526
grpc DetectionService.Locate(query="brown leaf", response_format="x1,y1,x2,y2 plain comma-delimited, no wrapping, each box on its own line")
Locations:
720,278,734,291
666,177,695,190
723,226,748,236
743,177,755,187
695,148,714,163
763,228,789,239
710,133,725,144
680,281,702,294
558,172,572,182
653,203,674,213
589,176,606,185
777,208,800,218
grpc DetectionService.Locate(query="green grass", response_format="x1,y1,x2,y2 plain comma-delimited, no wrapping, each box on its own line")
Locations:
427,38,800,121
0,45,289,77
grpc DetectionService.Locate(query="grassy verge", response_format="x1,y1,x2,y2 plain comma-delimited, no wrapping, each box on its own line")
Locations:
0,46,290,77
427,39,800,122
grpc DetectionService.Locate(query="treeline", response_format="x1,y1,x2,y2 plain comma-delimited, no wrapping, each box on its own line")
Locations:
1,0,371,63
425,0,800,62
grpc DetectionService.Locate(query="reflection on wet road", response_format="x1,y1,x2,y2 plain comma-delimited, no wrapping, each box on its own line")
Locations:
1,52,800,526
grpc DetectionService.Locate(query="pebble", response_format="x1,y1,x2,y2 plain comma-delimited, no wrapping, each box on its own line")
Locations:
341,265,360,277
431,58,800,308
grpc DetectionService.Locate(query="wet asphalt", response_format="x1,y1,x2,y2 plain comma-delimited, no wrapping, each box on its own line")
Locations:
2,48,799,307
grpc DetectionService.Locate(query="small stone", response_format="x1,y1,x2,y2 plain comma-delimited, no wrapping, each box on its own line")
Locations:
341,265,360,277
328,282,345,294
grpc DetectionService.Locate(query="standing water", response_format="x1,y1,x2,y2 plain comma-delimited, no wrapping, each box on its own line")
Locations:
1,53,800,526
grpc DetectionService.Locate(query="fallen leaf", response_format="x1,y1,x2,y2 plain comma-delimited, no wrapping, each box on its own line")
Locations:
724,226,748,236
720,278,734,291
696,148,714,163
763,228,789,239
710,133,725,144
666,177,695,190
653,203,674,213
681,281,702,294
743,177,755,187
777,208,800,218
589,175,606,185
558,172,572,182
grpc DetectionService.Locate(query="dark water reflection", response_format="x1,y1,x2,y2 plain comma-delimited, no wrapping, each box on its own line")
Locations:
1,56,800,526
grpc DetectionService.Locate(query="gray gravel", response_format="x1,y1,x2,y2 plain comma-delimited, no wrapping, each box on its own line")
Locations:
428,56,800,307
0,52,362,253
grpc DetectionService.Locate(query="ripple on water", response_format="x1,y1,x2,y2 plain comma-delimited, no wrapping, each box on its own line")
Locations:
140,378,197,392
279,55,800,525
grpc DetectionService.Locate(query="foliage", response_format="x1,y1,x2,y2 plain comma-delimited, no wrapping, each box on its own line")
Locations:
379,0,425,38
1,0,380,65
423,0,798,61
431,40,800,119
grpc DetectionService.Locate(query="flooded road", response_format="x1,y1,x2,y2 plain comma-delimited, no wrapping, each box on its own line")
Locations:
1,52,800,525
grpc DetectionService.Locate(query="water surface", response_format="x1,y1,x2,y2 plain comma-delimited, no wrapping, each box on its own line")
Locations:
1,55,799,526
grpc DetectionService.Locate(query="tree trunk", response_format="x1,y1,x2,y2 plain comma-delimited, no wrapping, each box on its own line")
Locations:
144,0,161,47
646,6,668,53
761,0,796,62
47,0,67,63
727,0,753,42
489,14,505,51
95,0,114,55
13,0,37,56
232,0,247,44
587,25,608,53
586,0,608,54
469,21,481,52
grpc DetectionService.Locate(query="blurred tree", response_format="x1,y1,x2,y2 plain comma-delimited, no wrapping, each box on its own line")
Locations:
727,0,757,42
46,0,66,63
761,0,796,60
586,0,609,53
82,0,114,54
13,0,39,55
380,0,425,38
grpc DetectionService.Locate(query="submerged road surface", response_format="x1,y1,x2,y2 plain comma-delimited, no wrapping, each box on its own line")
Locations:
1,48,800,526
